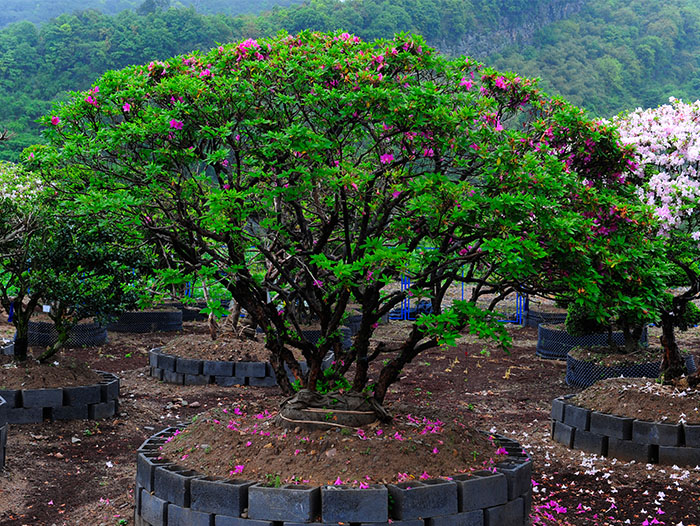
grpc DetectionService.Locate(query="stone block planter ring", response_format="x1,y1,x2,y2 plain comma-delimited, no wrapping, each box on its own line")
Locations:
149,348,334,387
551,396,700,466
0,395,7,470
134,426,533,526
0,371,119,424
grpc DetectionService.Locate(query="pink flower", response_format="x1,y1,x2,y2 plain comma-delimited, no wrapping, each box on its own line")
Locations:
50,116,60,125
419,471,430,480
495,447,508,455
494,76,507,89
334,477,343,486
380,153,394,164
313,279,323,288
432,448,439,454
231,465,245,474
123,103,131,112
459,77,473,90
169,119,183,130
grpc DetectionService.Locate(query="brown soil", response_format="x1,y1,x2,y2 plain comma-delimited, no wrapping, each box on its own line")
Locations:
570,377,700,424
159,404,508,486
0,309,700,525
0,356,102,390
162,333,270,362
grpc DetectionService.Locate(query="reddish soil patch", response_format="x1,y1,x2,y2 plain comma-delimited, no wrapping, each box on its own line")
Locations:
570,377,700,424
0,312,699,525
159,403,506,486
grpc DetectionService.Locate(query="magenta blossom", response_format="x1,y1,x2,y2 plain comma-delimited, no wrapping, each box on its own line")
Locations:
380,153,394,164
50,116,60,125
169,119,184,130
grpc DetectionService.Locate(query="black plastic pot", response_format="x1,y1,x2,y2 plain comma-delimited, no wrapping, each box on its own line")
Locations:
107,309,182,333
523,309,566,328
565,352,696,387
27,321,107,348
537,324,648,360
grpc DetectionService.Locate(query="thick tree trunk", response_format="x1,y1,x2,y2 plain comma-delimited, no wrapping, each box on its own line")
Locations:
13,333,28,362
12,309,32,362
660,313,687,383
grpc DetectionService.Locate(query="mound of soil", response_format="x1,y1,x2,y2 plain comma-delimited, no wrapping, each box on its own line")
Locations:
158,401,511,486
0,355,102,389
161,333,270,362
569,377,700,424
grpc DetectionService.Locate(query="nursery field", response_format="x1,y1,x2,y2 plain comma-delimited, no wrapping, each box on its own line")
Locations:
0,318,699,526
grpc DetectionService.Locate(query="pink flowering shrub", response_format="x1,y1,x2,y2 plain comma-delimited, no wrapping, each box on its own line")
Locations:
31,31,661,407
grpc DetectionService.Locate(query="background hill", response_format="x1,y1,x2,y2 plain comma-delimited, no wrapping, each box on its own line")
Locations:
1,0,699,161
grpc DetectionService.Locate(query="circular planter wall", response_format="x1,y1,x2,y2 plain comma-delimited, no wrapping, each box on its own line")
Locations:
134,426,533,526
536,324,648,360
523,309,566,328
566,352,696,387
551,395,700,466
149,348,335,387
27,321,107,348
0,395,7,470
107,309,182,333
0,371,119,424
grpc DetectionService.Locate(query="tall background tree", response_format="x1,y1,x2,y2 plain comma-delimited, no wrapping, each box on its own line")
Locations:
614,98,700,380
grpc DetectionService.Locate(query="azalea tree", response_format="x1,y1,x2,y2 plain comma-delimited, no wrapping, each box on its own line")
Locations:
0,162,151,362
30,31,658,417
614,98,700,380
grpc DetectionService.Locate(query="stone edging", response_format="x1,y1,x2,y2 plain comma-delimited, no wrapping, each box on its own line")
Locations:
134,426,533,526
107,310,183,333
149,348,334,387
551,395,700,466
0,396,7,470
0,371,120,424
536,324,648,361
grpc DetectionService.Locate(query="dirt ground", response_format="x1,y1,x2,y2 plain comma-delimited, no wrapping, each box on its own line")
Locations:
0,317,699,526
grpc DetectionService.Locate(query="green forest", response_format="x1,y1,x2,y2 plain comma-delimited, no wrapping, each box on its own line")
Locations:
1,0,700,161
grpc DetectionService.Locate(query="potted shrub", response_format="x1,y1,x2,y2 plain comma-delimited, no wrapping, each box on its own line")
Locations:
0,162,148,423
32,30,657,522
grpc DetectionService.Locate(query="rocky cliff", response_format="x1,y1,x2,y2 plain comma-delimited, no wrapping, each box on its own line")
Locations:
436,0,587,58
